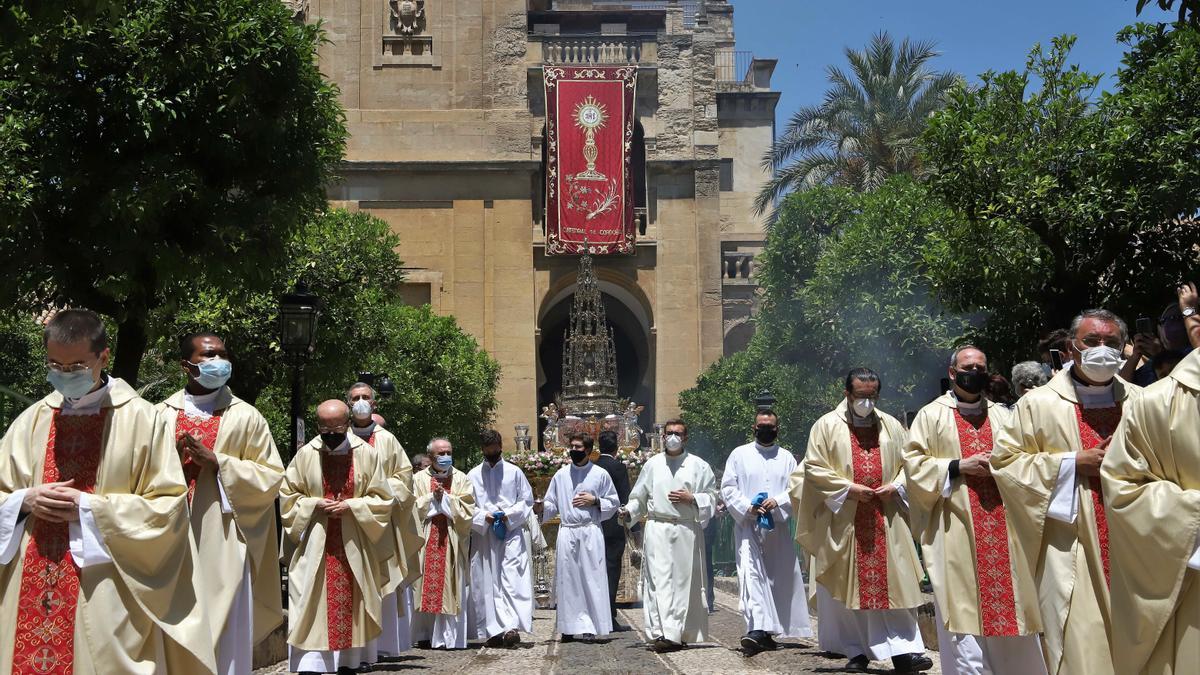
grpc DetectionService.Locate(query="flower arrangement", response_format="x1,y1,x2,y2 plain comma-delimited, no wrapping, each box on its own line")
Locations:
507,447,655,477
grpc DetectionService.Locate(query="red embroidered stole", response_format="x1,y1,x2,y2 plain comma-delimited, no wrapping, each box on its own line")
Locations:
1075,404,1120,585
12,410,108,675
954,411,1019,636
419,474,451,614
849,425,889,609
175,410,223,506
321,452,356,650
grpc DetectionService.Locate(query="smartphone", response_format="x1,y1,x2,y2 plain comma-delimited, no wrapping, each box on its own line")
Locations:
1136,316,1154,336
1050,349,1064,371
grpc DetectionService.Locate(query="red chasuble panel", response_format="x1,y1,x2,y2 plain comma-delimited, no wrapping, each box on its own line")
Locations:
954,411,1020,636
419,474,451,614
13,410,108,675
321,453,356,650
544,65,637,255
175,410,223,506
849,425,890,609
1075,405,1120,586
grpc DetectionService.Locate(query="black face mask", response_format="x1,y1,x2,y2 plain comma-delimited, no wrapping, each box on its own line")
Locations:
754,425,778,445
321,432,346,450
954,370,990,395
569,449,588,464
484,451,502,465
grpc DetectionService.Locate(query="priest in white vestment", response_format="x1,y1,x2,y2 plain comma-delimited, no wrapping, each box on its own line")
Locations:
347,382,420,658
991,310,1141,675
411,438,476,650
157,332,285,675
467,430,535,648
796,369,930,673
0,310,215,675
620,419,718,652
282,401,395,673
722,409,814,657
904,347,1045,675
539,432,619,642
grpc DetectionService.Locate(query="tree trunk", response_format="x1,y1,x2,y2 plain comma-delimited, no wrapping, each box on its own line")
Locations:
112,315,149,386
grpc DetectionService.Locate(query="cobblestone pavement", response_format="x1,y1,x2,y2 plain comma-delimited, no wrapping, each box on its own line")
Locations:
255,586,942,675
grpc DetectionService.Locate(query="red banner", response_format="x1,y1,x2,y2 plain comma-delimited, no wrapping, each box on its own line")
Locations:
544,65,637,255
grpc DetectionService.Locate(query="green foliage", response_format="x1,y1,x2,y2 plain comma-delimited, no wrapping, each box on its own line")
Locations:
154,209,500,462
0,311,45,427
756,32,960,215
1135,0,1200,27
684,178,968,458
922,30,1200,364
0,0,347,381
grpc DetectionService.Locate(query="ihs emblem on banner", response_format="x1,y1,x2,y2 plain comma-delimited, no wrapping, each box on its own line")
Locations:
573,95,608,181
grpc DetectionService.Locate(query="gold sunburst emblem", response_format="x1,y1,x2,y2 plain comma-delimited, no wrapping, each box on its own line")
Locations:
572,96,608,181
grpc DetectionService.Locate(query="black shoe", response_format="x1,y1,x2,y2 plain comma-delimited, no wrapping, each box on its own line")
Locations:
845,654,870,672
740,635,765,657
760,634,778,651
651,637,682,653
414,640,432,649
578,633,597,643
560,634,575,643
892,653,933,673
485,634,505,648
503,629,520,647
611,617,630,632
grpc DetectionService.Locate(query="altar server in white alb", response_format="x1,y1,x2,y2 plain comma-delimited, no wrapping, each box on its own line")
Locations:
467,429,535,648
538,432,620,642
620,419,718,653
721,408,813,656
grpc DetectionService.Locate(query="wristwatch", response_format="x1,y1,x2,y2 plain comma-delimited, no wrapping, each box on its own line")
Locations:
1185,306,1198,318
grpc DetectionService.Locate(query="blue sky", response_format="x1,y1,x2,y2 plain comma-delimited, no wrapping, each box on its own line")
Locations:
730,0,1179,126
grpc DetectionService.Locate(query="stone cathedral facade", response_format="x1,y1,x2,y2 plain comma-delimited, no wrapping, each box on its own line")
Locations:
305,0,779,436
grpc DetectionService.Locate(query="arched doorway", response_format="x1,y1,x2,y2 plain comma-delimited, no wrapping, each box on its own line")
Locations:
536,278,654,450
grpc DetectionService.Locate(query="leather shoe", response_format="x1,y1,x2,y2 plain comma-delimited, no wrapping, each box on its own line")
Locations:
845,654,870,672
892,653,934,673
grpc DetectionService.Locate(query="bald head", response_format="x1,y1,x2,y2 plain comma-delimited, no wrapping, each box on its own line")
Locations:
317,399,350,427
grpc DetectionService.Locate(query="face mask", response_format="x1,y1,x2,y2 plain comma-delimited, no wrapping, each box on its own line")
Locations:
47,368,97,399
1075,343,1123,383
954,370,990,395
483,449,502,465
351,399,373,420
435,455,454,470
754,425,778,445
664,434,684,453
851,398,875,418
190,357,232,390
320,432,345,450
569,449,588,464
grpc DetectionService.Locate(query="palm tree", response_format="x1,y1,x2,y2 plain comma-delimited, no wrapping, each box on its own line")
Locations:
755,32,960,216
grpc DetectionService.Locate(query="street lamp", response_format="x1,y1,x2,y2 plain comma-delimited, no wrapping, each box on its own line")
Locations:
280,281,321,459
356,371,396,399
754,389,777,412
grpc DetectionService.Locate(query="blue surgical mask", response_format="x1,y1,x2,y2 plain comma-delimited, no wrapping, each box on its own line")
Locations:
436,455,453,470
47,368,97,399
190,358,232,390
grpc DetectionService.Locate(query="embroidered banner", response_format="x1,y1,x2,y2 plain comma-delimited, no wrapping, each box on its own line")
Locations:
544,65,637,255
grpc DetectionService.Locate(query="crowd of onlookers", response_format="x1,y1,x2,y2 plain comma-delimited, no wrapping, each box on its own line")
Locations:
985,282,1198,408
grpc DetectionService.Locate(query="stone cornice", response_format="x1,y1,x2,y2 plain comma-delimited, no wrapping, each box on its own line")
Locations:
338,160,542,174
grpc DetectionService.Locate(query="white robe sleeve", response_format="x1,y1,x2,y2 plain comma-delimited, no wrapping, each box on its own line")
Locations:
216,477,234,515
426,492,451,520
503,477,533,530
1188,530,1200,571
719,456,754,524
624,468,650,523
941,473,955,498
70,493,113,568
595,474,619,522
826,487,850,514
0,489,28,565
693,490,715,526
892,476,910,511
1047,455,1079,523
540,476,560,524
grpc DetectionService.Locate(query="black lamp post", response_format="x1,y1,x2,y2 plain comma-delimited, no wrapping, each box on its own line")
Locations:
754,389,777,412
280,281,321,459
356,372,395,399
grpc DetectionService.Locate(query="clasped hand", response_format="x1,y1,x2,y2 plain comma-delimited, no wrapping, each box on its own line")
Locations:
176,433,218,470
21,480,82,522
753,496,778,516
318,499,351,518
959,453,991,477
571,491,596,508
1076,437,1112,477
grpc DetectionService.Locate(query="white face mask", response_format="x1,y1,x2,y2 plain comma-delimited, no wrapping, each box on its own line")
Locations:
664,434,684,454
851,398,875,418
351,399,373,420
1074,342,1123,383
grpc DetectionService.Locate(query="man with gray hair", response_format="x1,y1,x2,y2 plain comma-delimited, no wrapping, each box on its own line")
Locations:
1010,361,1050,398
411,437,476,649
991,309,1143,675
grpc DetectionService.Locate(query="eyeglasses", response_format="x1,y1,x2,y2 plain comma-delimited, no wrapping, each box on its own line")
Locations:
1075,337,1123,350
46,361,95,374
316,425,349,434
